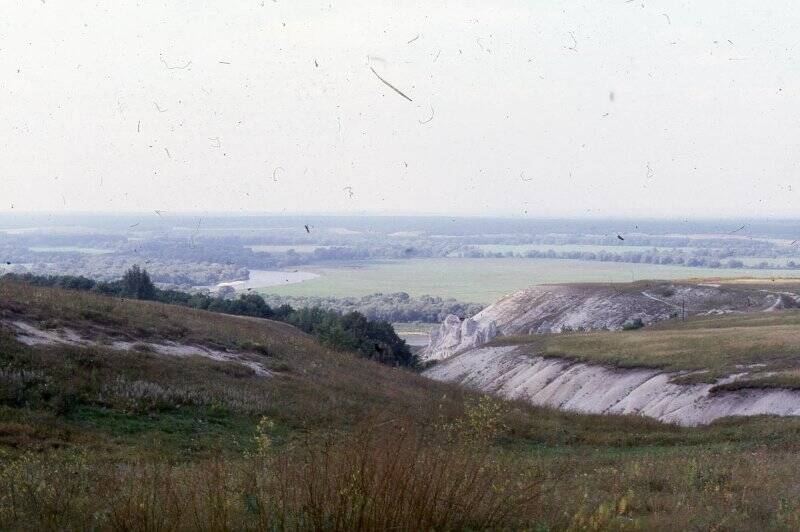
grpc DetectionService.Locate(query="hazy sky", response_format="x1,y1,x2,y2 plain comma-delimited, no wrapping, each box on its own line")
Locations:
2,1,799,218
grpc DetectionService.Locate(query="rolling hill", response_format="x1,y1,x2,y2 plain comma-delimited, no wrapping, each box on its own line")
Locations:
423,279,800,360
4,277,800,529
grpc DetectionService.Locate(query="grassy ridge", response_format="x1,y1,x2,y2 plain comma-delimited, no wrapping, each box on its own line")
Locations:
495,309,800,387
5,279,800,528
7,269,417,368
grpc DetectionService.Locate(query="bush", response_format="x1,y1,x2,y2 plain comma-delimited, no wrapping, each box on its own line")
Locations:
238,341,270,357
622,318,645,330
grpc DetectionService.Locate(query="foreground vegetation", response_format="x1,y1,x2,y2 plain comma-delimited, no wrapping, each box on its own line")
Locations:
4,279,800,529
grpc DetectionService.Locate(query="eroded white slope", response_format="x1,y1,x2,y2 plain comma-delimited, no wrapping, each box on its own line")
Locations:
423,283,799,361
9,320,272,377
425,346,800,426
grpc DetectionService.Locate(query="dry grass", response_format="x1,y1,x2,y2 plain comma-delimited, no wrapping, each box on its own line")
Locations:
5,418,800,530
0,413,537,531
0,392,542,530
0,278,463,431
701,277,800,286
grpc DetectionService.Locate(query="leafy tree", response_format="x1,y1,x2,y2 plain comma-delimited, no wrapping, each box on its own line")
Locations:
121,265,156,300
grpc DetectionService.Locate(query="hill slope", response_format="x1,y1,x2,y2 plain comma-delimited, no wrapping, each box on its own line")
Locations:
6,278,800,529
423,279,800,360
0,278,443,435
425,308,800,425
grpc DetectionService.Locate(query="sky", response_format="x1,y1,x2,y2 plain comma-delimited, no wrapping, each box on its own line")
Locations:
1,0,799,218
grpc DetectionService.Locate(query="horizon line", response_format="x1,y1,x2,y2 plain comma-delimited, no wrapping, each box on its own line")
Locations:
1,211,799,222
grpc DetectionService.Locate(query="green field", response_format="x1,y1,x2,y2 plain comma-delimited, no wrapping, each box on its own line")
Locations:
247,244,327,253
28,246,113,254
392,322,437,347
260,258,800,304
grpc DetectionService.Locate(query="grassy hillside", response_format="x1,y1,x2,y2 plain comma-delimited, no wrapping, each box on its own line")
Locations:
496,306,800,388
5,278,800,529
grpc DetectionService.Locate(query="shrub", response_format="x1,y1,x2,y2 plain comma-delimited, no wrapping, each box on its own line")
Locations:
238,341,270,357
622,318,644,330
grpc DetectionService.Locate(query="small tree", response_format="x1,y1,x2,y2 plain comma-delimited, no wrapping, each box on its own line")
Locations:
217,285,236,300
121,265,156,300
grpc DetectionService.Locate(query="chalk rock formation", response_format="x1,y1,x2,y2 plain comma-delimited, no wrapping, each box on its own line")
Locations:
421,282,798,361
425,345,800,426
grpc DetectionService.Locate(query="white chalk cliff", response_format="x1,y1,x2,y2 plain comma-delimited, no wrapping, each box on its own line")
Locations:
421,281,800,426
422,282,798,361
425,345,800,426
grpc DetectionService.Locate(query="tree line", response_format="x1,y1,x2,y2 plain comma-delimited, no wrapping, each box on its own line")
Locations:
460,247,800,270
5,267,417,368
258,292,483,323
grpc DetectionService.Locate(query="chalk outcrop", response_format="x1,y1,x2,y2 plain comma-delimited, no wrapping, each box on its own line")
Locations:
424,315,498,361
422,282,799,361
425,345,800,426
9,320,272,377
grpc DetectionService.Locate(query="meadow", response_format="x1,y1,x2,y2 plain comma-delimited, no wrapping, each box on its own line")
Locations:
260,258,799,304
390,322,437,347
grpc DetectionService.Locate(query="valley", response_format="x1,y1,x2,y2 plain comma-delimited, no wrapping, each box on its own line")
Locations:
5,277,800,529
256,258,798,303
8,1,800,526
0,280,800,529
4,217,800,529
